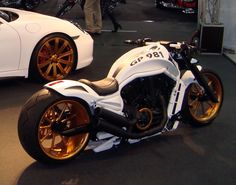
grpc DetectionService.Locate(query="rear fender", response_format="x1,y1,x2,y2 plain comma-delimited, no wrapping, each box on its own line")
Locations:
44,80,98,107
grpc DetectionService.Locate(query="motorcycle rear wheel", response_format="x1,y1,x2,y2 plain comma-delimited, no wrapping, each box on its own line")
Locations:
183,69,224,126
18,88,91,164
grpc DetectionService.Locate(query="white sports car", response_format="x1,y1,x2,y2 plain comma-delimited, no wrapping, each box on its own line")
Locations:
0,7,93,81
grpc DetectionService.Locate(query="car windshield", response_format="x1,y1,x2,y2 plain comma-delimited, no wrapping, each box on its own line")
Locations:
0,10,19,22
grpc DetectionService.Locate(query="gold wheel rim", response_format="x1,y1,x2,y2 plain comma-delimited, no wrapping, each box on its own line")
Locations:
188,73,223,123
38,100,89,160
37,37,74,81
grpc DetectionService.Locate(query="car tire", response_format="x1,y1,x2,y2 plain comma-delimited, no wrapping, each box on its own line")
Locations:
29,33,77,82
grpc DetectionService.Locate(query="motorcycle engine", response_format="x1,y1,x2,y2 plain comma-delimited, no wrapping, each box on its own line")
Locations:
121,74,175,131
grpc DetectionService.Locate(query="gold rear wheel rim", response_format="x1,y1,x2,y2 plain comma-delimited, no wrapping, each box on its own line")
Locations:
188,72,223,123
38,100,89,160
37,37,74,81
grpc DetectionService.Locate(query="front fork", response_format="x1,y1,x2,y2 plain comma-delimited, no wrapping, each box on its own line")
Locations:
187,62,218,103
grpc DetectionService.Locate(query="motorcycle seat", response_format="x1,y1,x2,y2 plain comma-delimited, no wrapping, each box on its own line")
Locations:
79,77,119,96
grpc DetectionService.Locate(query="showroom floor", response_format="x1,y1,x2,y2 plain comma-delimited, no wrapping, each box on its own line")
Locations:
0,1,236,185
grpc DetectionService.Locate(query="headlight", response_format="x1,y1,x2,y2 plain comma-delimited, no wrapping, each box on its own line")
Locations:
69,20,85,32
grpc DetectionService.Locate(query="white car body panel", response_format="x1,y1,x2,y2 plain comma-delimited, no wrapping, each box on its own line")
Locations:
0,21,21,72
0,7,93,79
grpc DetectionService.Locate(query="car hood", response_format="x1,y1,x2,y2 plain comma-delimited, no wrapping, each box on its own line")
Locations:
0,7,65,24
0,7,82,35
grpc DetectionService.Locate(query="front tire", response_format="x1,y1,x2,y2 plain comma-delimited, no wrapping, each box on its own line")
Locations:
183,69,224,126
29,33,77,82
18,89,91,164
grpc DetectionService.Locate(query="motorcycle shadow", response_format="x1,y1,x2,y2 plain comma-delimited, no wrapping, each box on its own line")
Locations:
16,124,199,185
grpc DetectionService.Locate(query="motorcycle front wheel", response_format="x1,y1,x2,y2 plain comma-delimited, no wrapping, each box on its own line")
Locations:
18,88,91,164
183,69,224,126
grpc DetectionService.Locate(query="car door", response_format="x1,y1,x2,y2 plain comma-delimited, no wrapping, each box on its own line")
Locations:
0,18,21,72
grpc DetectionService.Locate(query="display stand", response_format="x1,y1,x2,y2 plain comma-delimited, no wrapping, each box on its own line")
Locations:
200,23,224,54
198,0,224,54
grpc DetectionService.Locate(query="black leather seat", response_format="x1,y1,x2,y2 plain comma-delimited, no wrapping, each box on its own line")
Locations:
79,77,119,96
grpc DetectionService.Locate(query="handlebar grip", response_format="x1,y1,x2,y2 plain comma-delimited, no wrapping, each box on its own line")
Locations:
169,43,181,49
124,38,153,46
124,40,136,45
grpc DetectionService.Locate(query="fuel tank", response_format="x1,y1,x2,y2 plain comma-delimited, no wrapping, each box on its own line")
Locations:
107,42,180,85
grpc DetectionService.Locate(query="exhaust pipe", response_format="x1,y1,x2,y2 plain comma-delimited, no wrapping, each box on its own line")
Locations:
59,107,167,139
57,107,133,137
98,119,165,139
57,107,135,137
96,107,167,139
95,107,136,127
59,125,91,137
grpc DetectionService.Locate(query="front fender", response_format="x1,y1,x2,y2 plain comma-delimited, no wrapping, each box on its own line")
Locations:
44,80,99,107
181,65,202,86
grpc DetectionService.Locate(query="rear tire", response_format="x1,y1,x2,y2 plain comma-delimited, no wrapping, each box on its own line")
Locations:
182,69,224,126
18,89,91,164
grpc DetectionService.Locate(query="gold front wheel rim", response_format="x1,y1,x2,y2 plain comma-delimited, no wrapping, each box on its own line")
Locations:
37,37,75,81
38,99,89,160
188,73,223,123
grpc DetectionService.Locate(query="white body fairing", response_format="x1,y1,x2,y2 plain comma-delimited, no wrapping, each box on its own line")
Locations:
45,42,198,121
0,8,93,78
167,71,197,119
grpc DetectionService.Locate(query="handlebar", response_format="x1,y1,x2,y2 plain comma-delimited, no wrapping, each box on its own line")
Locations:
124,38,198,58
124,38,153,47
168,42,196,51
168,42,198,57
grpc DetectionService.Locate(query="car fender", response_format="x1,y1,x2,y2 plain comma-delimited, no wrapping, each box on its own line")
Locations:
13,19,91,76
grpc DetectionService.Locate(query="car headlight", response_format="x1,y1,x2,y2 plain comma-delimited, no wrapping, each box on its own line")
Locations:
69,20,85,32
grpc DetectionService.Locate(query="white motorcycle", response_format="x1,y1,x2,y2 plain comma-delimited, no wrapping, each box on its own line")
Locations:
18,38,224,164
